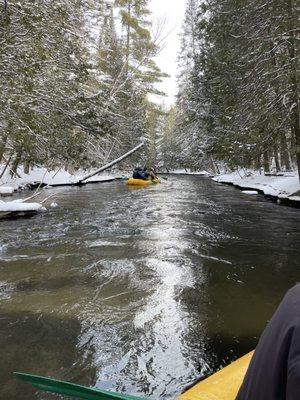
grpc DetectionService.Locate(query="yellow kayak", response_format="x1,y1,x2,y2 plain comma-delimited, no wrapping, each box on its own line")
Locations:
126,178,161,186
179,351,254,400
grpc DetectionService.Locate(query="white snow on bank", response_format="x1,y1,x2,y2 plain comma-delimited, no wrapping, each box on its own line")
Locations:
0,200,46,213
287,196,300,202
0,186,14,195
164,169,213,176
213,170,300,201
0,165,116,195
242,190,259,195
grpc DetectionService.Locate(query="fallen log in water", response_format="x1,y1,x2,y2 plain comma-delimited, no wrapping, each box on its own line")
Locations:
0,141,145,193
76,140,145,185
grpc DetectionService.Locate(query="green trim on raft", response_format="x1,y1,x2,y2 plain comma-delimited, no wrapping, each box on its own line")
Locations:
13,372,144,400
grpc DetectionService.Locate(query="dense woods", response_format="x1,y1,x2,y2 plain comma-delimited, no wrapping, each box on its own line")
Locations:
0,0,166,174
0,0,299,178
167,0,299,177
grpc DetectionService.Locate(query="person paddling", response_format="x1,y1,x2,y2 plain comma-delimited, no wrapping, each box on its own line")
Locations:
148,167,158,180
132,166,157,181
132,166,149,180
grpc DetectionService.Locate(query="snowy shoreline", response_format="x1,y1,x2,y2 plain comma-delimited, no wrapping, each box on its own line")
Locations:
213,170,300,206
0,165,127,215
160,169,214,177
159,168,300,207
0,165,125,197
1,165,300,207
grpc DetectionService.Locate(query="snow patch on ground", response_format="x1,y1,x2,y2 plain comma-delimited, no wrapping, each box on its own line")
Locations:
213,170,300,202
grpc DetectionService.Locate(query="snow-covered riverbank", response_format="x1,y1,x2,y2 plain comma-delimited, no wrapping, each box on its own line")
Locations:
0,165,124,197
0,165,127,215
2,164,299,207
213,170,300,205
0,199,46,217
161,169,213,176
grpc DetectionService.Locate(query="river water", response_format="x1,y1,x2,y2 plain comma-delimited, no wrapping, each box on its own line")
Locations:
1,176,300,399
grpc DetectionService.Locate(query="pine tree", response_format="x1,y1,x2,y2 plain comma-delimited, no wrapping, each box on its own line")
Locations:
0,0,167,173
0,1,93,170
114,0,166,93
173,0,206,170
175,0,299,177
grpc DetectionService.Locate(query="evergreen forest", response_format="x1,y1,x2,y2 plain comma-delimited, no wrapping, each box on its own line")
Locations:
0,0,299,178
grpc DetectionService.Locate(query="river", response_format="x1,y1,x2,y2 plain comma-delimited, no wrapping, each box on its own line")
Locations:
1,176,300,399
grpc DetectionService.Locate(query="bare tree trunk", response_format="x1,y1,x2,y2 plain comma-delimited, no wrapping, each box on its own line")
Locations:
280,133,292,171
210,157,220,175
10,151,22,178
263,151,270,174
125,1,131,74
24,160,31,174
273,143,281,172
254,154,261,172
268,29,294,174
287,0,300,180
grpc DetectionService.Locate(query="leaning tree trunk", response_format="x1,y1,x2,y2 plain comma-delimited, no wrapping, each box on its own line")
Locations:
0,156,11,179
0,134,8,163
77,141,145,184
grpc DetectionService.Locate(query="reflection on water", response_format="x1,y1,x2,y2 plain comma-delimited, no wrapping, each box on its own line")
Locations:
1,177,300,399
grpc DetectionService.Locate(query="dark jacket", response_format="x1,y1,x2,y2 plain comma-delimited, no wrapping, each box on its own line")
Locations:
133,167,148,180
236,284,300,400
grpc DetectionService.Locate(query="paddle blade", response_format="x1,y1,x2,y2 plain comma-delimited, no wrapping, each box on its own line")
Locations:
13,372,144,400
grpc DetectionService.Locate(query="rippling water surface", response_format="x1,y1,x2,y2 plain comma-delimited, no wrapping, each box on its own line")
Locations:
1,176,300,399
